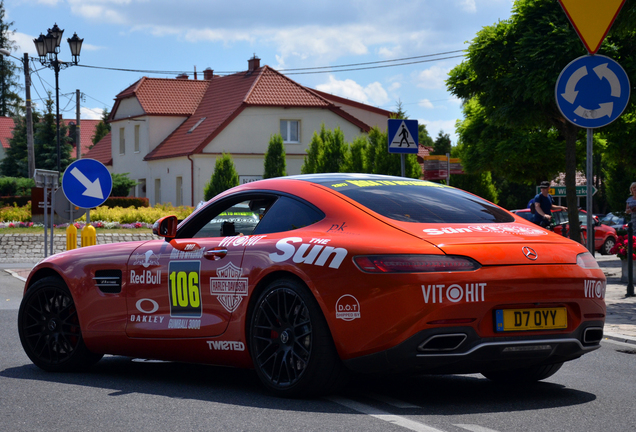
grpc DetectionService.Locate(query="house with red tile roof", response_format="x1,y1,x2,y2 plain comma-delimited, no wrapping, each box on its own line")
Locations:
96,56,393,206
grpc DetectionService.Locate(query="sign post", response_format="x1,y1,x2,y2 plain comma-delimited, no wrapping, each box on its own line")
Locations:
62,159,112,248
557,0,627,258
388,119,418,177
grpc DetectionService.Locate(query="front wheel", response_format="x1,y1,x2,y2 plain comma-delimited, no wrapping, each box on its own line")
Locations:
481,362,563,383
601,237,616,255
248,278,346,397
18,276,103,372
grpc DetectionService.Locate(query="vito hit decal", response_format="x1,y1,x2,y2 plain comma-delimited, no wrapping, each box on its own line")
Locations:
584,279,606,299
269,237,348,269
210,262,248,313
422,283,487,303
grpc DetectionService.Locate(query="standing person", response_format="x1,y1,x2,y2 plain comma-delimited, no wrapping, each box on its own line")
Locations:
625,182,636,225
532,181,567,227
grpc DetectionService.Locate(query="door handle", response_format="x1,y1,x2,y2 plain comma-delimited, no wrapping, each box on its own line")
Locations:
204,248,227,260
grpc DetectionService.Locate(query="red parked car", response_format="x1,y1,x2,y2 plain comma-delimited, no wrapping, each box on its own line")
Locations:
512,208,617,255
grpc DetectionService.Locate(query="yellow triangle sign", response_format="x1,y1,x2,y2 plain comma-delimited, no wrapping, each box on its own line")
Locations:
558,0,625,54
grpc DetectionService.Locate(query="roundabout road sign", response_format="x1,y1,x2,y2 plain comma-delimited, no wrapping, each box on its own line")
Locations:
555,55,630,128
62,159,113,209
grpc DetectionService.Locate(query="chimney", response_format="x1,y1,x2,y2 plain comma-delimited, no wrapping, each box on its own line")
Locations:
176,73,188,79
248,54,260,73
203,68,214,80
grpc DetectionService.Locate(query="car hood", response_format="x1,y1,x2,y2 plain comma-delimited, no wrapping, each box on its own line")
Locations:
392,221,587,265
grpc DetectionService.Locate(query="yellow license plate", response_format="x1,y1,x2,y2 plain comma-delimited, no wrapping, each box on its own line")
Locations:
495,307,567,332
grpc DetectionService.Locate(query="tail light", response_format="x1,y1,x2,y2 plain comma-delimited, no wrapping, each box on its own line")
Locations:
353,255,480,273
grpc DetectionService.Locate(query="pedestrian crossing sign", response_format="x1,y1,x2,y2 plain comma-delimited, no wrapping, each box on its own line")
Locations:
388,119,418,154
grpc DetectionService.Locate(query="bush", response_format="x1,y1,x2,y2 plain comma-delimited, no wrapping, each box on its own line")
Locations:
0,202,31,222
0,177,17,196
103,196,150,208
110,173,137,197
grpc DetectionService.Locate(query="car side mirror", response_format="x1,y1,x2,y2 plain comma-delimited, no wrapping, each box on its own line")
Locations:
153,215,178,239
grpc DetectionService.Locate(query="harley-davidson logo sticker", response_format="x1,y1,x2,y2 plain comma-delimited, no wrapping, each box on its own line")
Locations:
210,262,248,313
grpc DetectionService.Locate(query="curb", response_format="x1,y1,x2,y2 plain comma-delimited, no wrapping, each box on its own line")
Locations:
603,331,636,346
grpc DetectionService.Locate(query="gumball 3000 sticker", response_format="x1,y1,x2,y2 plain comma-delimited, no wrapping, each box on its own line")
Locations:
336,295,361,321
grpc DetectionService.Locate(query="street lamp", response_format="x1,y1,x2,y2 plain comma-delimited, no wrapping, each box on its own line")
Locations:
33,24,83,178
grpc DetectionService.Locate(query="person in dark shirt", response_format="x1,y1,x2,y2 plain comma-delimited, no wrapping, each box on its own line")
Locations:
532,181,567,227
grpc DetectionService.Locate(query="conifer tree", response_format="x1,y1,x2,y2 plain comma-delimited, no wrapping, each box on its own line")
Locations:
263,133,287,179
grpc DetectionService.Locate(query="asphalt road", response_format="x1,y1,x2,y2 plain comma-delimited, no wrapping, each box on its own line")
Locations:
2,270,636,432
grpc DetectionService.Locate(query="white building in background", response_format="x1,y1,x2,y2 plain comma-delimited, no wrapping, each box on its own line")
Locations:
87,56,392,206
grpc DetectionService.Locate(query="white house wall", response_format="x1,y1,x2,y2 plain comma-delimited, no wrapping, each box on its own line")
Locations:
113,98,144,119
201,106,365,156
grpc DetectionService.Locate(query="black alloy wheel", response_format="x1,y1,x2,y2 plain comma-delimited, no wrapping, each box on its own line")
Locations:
18,276,102,372
249,278,346,397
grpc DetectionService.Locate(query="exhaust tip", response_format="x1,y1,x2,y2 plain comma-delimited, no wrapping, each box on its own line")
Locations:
583,327,603,344
418,333,467,352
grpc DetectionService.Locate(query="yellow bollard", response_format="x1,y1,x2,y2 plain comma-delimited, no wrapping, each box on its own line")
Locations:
81,224,97,247
66,224,77,250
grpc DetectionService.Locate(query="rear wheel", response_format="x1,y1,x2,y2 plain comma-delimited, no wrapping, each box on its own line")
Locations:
601,237,616,255
18,276,103,372
248,278,346,397
481,362,563,383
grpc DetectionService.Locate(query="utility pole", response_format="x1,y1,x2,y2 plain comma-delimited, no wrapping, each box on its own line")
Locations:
25,53,35,178
76,89,81,159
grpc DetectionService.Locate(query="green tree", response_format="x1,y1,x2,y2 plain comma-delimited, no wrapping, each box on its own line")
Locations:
0,2,22,117
301,130,322,174
1,112,39,177
263,133,287,179
110,173,137,197
342,135,367,173
91,109,111,147
432,131,451,156
446,0,596,241
204,153,239,200
34,95,74,172
316,126,346,173
392,99,407,119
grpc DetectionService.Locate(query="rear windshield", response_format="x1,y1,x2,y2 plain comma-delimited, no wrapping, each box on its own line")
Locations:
320,179,514,223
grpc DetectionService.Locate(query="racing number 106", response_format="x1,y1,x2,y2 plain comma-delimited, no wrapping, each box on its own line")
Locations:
170,271,200,308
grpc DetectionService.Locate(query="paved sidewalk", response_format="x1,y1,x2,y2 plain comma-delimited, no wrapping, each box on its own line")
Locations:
594,255,636,344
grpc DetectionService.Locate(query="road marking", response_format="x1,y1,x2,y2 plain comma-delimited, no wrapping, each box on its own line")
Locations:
327,396,444,432
454,424,500,432
368,393,420,408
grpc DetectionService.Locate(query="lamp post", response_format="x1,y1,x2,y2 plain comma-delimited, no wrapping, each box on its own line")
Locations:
33,24,83,178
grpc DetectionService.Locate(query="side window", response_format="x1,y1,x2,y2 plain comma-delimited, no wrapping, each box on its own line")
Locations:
192,200,261,238
253,196,324,235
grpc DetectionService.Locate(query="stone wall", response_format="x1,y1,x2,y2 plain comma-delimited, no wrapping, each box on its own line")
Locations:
0,233,159,263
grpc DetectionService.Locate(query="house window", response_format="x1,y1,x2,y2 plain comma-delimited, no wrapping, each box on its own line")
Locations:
154,178,161,204
176,176,183,206
138,179,146,198
280,120,299,143
134,125,140,153
119,128,125,155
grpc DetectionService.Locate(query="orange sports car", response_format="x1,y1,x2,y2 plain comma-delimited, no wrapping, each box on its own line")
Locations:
18,174,606,397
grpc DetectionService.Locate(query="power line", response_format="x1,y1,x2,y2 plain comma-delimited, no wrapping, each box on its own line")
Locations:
74,49,466,77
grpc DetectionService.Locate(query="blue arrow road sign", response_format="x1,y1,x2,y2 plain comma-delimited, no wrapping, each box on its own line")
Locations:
388,119,418,154
555,55,630,128
62,159,113,209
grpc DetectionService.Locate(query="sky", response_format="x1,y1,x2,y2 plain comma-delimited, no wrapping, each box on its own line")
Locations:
2,0,516,145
